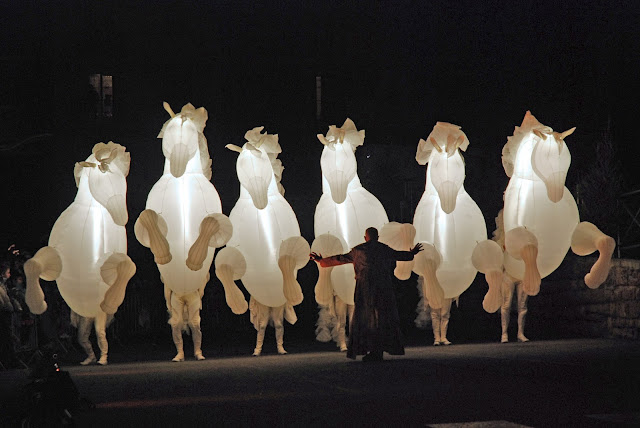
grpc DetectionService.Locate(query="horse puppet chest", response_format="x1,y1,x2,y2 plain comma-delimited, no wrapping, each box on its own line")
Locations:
49,199,126,317
146,173,223,296
414,190,486,298
227,194,301,308
503,177,579,280
314,187,388,305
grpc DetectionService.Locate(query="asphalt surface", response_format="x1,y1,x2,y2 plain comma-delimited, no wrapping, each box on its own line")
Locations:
2,338,640,427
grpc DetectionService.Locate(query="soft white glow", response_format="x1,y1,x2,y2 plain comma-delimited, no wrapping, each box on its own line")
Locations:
136,103,229,297
320,142,357,204
502,111,580,281
314,119,388,306
413,122,486,299
25,142,135,320
225,127,308,308
499,111,614,292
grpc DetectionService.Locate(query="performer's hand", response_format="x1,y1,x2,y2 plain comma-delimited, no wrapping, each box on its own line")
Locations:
410,243,423,255
310,252,323,262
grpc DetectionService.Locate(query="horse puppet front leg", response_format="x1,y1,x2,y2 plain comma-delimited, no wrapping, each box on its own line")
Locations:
505,227,541,296
571,222,616,289
23,247,63,314
99,253,136,314
186,213,232,271
135,209,172,265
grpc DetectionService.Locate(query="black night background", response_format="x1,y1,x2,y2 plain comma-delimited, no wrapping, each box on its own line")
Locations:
1,0,639,344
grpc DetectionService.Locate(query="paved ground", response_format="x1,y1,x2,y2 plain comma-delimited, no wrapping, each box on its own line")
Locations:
2,338,640,427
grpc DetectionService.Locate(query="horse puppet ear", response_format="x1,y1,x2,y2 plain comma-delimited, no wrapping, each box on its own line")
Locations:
560,127,576,140
415,138,435,165
225,144,243,153
163,102,176,118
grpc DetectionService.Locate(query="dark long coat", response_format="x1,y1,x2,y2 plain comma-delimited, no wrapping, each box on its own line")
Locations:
320,240,415,359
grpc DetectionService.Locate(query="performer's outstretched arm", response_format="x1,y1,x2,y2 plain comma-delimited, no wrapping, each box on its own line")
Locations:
393,243,424,261
310,252,353,268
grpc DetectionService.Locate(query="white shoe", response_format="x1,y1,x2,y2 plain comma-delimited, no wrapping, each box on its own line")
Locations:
339,344,348,352
97,356,108,365
442,338,452,345
253,348,262,356
517,334,529,343
195,352,205,361
80,355,96,366
433,340,441,346
501,334,509,343
277,346,287,355
172,353,185,362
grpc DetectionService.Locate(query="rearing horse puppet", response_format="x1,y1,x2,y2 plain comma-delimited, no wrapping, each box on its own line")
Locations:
411,122,487,345
25,142,136,365
312,118,389,351
216,127,309,356
473,111,616,321
135,103,232,362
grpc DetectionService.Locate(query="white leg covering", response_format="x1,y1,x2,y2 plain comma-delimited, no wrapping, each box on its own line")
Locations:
95,311,109,365
335,297,348,352
275,324,287,355
500,277,516,343
170,293,186,362
171,326,184,362
440,299,452,345
430,305,441,345
253,323,266,356
190,322,204,360
185,292,204,360
273,305,287,354
516,282,529,342
77,316,96,365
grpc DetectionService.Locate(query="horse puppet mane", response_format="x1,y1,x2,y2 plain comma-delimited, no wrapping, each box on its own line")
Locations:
501,111,553,177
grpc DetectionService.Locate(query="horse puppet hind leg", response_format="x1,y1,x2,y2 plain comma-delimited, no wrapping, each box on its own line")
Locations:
186,213,232,272
505,227,541,296
571,222,616,289
23,247,63,315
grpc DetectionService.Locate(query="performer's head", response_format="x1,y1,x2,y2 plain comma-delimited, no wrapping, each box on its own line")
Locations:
364,227,379,242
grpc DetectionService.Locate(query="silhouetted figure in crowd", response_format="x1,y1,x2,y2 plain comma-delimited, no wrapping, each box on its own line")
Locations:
0,262,20,368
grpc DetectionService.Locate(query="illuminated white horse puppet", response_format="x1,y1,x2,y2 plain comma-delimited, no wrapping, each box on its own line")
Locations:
472,111,616,342
25,142,136,365
135,103,232,362
312,119,388,351
216,127,309,356
412,123,487,345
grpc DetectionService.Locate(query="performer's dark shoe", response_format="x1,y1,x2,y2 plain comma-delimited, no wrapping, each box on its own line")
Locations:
362,351,383,362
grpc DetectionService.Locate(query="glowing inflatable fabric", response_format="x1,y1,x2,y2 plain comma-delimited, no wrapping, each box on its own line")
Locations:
222,127,309,309
25,141,135,317
311,233,345,306
471,239,504,313
311,232,353,351
379,222,417,280
24,142,136,364
135,103,232,297
313,118,389,306
412,122,487,308
479,111,616,297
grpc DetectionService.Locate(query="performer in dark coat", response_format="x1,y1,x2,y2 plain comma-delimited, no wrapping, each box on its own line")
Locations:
310,227,423,361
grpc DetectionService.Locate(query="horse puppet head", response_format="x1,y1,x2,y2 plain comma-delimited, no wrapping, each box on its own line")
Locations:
502,111,575,203
74,141,131,226
317,118,365,204
226,127,283,210
157,102,211,179
416,122,469,214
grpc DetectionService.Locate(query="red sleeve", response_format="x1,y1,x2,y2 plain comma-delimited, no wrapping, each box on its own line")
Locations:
317,252,354,267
